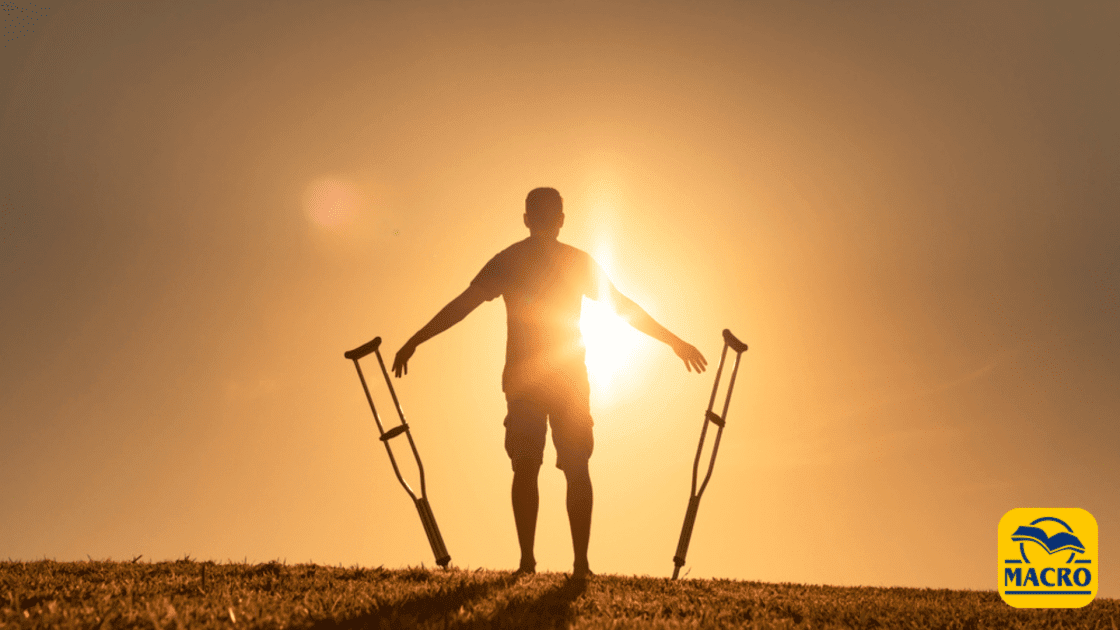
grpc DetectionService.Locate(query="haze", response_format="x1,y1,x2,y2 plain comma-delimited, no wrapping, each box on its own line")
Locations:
1,1,1117,597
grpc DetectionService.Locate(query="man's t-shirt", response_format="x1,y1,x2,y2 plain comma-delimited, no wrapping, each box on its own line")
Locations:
470,238,608,397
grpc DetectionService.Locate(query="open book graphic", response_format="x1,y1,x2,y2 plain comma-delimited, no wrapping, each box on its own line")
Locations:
1011,526,1085,554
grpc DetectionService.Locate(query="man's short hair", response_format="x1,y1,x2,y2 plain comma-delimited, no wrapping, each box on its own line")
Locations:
525,187,563,218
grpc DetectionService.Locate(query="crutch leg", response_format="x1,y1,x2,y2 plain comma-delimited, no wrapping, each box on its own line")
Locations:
671,329,747,579
415,497,451,567
673,496,702,579
370,344,452,567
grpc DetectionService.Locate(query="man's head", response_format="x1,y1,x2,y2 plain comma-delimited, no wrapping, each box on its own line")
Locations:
524,187,564,239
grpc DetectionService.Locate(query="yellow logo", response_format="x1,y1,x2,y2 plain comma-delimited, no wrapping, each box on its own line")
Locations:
998,508,1098,608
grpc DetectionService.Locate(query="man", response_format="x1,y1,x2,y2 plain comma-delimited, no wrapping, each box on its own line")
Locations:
392,187,707,578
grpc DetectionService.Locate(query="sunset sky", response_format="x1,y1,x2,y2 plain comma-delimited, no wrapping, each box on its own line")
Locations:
2,1,1117,597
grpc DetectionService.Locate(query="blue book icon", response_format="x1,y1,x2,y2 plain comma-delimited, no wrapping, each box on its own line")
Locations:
1011,526,1085,554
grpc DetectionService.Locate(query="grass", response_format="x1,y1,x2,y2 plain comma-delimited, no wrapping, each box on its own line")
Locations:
1,559,1117,629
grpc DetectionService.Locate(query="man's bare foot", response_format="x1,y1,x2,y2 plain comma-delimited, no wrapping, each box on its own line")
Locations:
513,560,536,577
572,563,594,580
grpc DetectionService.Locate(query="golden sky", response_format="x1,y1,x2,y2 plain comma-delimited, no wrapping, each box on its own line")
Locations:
1,0,1117,596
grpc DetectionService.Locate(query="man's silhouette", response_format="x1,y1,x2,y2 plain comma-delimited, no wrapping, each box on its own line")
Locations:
392,187,706,578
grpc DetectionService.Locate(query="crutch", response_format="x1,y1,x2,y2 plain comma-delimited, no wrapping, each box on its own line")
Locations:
344,336,451,568
671,328,748,579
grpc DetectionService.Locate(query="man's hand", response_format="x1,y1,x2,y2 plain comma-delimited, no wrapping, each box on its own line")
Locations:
393,341,417,377
673,339,707,373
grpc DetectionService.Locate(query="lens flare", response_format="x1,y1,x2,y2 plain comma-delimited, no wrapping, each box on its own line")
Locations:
302,177,361,229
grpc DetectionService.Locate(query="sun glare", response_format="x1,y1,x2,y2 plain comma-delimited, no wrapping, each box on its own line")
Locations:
580,297,642,393
579,242,644,395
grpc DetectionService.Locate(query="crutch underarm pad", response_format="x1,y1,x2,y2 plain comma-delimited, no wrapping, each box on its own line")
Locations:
345,337,382,360
722,329,748,353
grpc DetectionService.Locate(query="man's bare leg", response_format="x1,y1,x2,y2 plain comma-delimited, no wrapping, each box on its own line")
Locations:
511,460,540,573
564,461,593,576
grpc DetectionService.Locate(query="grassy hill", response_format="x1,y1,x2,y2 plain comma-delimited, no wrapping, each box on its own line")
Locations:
2,559,1116,628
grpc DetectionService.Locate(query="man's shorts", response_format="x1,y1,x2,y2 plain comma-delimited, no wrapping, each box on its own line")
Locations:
504,387,594,472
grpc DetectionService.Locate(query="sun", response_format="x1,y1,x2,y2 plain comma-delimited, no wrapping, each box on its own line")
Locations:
580,295,642,393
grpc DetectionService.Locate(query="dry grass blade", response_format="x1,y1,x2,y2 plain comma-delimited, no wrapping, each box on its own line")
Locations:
0,560,1116,629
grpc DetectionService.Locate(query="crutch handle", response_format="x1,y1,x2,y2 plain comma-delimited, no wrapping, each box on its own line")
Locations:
345,337,382,360
379,424,409,442
722,329,748,354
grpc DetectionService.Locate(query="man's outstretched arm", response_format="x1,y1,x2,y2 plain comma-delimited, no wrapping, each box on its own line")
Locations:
607,285,708,373
393,284,489,377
